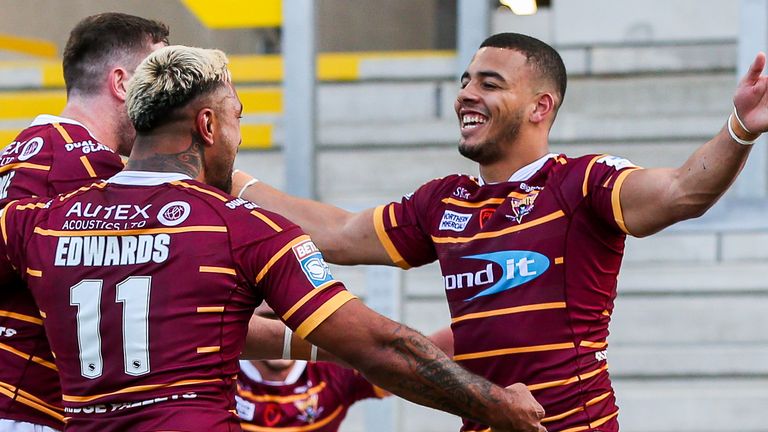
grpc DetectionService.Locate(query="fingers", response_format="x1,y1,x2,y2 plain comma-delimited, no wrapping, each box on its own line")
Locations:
743,52,767,85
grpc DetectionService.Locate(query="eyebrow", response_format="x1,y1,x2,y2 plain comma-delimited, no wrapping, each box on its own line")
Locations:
460,70,507,83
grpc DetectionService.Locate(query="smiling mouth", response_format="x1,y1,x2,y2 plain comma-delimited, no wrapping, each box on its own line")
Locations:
461,113,488,132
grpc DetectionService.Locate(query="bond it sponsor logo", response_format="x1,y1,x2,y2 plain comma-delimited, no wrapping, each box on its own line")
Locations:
442,250,550,301
292,239,334,287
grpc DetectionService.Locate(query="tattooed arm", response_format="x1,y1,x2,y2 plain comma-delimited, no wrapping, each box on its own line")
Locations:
304,299,546,432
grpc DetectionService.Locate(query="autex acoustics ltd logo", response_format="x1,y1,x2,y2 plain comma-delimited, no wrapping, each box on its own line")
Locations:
442,250,549,301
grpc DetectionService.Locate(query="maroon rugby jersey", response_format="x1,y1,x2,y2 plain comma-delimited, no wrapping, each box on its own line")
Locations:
0,115,123,429
373,153,641,432
0,171,355,432
235,361,385,432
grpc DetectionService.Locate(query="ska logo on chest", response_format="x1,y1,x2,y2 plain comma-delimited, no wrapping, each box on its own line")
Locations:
506,190,540,224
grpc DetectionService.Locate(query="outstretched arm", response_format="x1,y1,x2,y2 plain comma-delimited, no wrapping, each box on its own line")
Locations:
305,299,545,432
619,52,768,237
233,171,392,265
242,315,455,363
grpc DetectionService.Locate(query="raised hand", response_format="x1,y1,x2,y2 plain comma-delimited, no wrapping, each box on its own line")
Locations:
734,52,768,133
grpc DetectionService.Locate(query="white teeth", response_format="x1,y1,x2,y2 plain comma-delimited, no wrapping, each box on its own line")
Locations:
462,114,487,127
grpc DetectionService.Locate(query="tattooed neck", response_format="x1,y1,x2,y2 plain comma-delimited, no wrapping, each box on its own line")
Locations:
127,134,205,178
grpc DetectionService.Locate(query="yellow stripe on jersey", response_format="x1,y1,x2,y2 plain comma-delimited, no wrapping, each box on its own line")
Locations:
294,290,356,339
581,154,606,197
0,310,43,325
433,210,565,244
559,427,589,432
0,342,57,370
0,199,16,244
197,306,225,313
79,155,97,177
602,309,610,316
527,363,609,392
26,268,42,277
0,380,65,422
16,202,48,211
372,205,411,269
62,377,222,403
33,225,227,237
238,382,325,403
171,180,229,202
441,197,505,208
197,346,221,353
249,209,283,232
281,280,339,321
39,310,46,318
240,405,344,432
579,340,607,349
388,204,398,228
541,391,612,423
254,234,310,284
57,181,107,202
454,342,575,362
199,266,236,275
52,122,73,143
554,256,564,264
451,302,566,324
611,167,641,235
589,410,619,428
0,162,51,174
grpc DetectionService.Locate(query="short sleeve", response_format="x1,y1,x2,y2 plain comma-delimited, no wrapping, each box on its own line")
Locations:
372,180,444,269
324,363,387,404
583,155,643,235
233,222,356,339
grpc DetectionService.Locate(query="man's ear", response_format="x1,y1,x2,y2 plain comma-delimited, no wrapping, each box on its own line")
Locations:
109,68,130,102
530,93,556,124
195,108,216,147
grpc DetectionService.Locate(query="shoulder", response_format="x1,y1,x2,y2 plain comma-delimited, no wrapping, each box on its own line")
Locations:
169,180,299,235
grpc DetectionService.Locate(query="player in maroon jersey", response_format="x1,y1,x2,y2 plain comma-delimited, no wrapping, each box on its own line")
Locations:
236,303,388,432
0,45,545,432
0,13,169,431
233,32,768,431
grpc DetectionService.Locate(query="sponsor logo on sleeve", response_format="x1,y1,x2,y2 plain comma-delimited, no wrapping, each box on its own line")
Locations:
439,210,472,232
235,395,256,421
292,239,334,287
597,155,637,171
157,201,190,227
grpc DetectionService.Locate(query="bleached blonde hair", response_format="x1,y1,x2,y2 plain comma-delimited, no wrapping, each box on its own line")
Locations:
126,45,231,132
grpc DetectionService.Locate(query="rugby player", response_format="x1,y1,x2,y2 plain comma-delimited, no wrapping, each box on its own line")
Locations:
0,13,168,431
0,45,546,432
232,33,768,431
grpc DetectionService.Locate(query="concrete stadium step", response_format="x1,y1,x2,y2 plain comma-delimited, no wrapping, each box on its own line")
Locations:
609,344,768,377
612,377,768,432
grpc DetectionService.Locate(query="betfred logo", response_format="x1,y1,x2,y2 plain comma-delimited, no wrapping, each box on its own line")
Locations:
442,250,550,301
292,239,320,260
292,239,334,288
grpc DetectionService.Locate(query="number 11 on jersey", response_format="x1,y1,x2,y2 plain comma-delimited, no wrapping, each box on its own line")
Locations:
70,276,152,379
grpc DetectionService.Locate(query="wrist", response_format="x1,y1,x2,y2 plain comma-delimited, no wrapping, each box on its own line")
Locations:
728,107,761,145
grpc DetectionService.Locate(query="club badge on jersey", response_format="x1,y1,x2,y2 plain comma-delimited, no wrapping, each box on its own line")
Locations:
508,190,540,224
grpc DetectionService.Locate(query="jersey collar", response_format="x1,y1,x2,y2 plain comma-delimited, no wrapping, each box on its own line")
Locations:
29,114,98,139
478,153,559,185
107,171,192,185
238,360,308,385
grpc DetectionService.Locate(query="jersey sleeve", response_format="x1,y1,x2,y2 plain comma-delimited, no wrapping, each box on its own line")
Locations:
233,212,357,339
372,180,443,269
582,154,643,235
0,197,48,284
